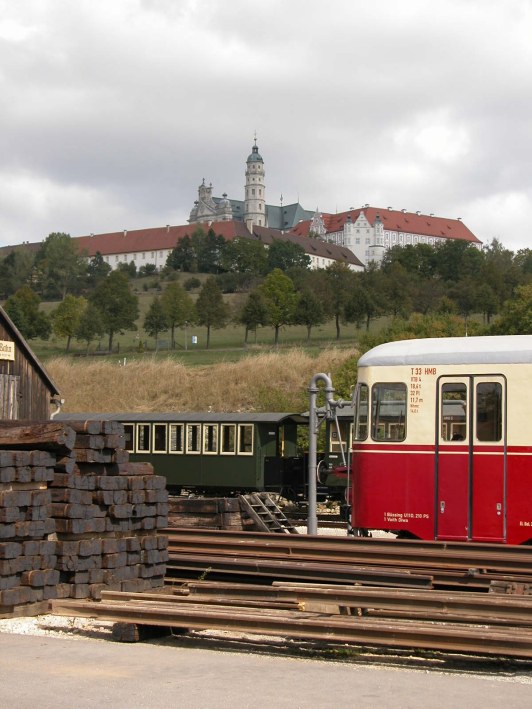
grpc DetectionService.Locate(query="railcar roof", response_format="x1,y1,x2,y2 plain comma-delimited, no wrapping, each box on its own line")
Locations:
358,335,532,367
57,412,308,424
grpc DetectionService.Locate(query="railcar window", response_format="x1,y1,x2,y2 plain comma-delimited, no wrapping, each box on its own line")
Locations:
123,424,134,452
203,424,218,454
137,424,151,452
153,424,167,453
441,384,467,441
220,424,236,454
238,424,253,455
371,383,407,441
186,424,201,454
169,424,184,454
476,382,502,442
353,384,368,441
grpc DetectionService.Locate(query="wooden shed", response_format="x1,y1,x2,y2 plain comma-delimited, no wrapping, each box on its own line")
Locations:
0,305,60,420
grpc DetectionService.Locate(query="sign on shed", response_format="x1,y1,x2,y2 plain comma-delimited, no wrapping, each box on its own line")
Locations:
0,340,15,361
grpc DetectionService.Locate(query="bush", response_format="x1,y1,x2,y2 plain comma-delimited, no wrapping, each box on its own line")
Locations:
184,277,201,291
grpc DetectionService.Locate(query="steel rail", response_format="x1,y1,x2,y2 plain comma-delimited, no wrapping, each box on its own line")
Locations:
147,580,532,625
166,553,434,588
100,590,302,611
165,529,532,575
49,596,532,659
166,527,532,556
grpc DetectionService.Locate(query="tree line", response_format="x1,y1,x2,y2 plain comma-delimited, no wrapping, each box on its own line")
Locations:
2,228,532,352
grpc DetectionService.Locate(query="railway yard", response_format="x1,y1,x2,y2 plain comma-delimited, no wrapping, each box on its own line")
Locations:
1,416,532,693
38,528,532,664
2,518,532,707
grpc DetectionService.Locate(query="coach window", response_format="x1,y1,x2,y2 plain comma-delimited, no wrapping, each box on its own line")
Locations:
220,424,236,454
238,424,254,455
186,424,201,454
353,384,368,440
476,382,502,442
153,424,167,453
136,424,151,452
330,420,352,453
203,424,218,454
371,383,407,441
169,424,184,454
441,383,467,441
123,424,134,452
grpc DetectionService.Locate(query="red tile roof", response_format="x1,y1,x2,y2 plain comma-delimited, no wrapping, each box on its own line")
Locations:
73,220,363,268
290,207,481,244
251,226,364,267
75,221,251,257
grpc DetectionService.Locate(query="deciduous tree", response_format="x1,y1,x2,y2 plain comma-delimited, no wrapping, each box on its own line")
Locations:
293,288,326,341
143,296,169,351
160,281,195,349
266,240,311,272
4,286,51,340
259,269,298,345
492,284,532,334
195,277,230,348
52,295,87,352
90,271,139,351
239,289,269,343
34,232,86,299
76,302,105,353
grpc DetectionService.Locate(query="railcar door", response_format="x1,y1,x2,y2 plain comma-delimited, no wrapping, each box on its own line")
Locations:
435,376,506,542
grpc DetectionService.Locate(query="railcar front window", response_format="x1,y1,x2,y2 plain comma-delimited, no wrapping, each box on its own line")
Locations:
371,383,407,441
238,424,253,455
476,382,502,442
221,424,236,454
137,424,150,452
153,424,167,453
169,424,184,453
353,384,368,441
186,424,201,454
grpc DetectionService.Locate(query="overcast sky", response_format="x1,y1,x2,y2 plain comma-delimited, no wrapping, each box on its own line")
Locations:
1,0,531,253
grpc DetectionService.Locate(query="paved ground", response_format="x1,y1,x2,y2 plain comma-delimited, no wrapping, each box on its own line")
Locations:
0,632,531,708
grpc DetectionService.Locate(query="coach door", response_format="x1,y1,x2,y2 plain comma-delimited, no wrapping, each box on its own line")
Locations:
436,376,506,542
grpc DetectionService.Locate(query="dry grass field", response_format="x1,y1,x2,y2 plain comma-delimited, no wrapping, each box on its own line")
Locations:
47,347,358,413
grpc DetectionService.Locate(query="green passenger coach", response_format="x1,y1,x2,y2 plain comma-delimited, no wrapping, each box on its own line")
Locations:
57,412,307,498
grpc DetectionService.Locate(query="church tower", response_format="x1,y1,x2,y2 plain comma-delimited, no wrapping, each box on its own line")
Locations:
244,137,266,230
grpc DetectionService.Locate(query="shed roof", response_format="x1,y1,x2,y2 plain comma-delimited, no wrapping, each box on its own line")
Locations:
0,305,60,397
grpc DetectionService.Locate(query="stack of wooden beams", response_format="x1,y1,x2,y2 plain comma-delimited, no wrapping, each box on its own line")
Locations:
52,419,169,600
0,420,169,614
0,450,59,610
168,497,255,530
0,425,69,614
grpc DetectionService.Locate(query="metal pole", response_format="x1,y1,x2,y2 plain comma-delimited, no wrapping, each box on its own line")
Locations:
307,372,335,536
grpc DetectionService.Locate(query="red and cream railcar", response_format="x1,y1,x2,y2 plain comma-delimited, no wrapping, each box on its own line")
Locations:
349,335,532,544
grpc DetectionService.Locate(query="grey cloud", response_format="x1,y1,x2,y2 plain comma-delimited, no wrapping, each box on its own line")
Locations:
0,0,531,250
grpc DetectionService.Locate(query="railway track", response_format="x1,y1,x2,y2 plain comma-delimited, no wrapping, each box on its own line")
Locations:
49,529,532,661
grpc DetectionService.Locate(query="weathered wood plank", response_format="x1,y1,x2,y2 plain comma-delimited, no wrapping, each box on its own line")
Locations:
0,423,75,452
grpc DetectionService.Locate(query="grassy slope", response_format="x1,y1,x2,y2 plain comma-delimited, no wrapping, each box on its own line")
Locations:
47,347,358,413
36,276,376,364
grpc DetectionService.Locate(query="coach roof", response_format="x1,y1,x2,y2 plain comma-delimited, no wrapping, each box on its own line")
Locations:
358,335,532,368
